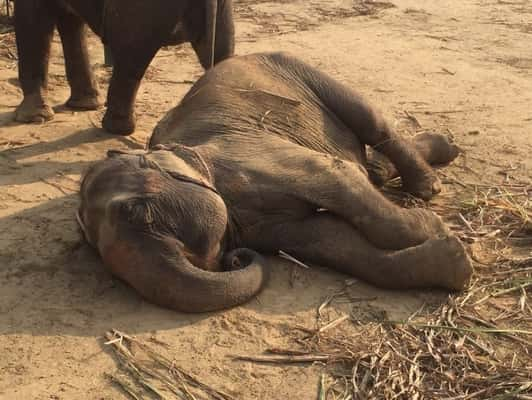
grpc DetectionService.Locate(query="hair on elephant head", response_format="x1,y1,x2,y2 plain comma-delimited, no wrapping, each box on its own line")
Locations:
78,145,267,313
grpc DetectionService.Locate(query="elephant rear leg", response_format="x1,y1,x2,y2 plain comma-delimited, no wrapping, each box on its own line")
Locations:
14,0,56,123
252,214,472,291
56,10,102,110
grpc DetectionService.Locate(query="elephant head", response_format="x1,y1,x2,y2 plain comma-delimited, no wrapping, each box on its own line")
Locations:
78,145,266,312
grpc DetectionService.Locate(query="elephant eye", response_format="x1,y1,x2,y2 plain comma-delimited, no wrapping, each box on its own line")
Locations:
120,199,154,226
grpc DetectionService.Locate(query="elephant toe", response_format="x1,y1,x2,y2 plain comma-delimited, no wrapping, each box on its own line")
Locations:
409,208,450,239
102,112,136,135
403,172,442,201
15,102,54,123
437,236,473,291
66,94,102,111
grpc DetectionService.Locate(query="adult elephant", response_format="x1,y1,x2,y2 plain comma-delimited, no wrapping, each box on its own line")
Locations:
13,0,234,135
78,52,473,313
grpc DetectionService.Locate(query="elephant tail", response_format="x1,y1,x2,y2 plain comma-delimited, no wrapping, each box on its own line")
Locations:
101,230,267,313
205,0,218,68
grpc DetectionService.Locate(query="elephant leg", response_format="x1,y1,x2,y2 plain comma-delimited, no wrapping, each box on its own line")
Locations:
367,132,461,187
250,213,471,291
56,10,102,110
272,53,441,200
250,141,448,250
14,0,56,123
102,46,158,135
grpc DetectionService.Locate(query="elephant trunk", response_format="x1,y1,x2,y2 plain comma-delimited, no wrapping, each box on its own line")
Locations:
101,230,267,313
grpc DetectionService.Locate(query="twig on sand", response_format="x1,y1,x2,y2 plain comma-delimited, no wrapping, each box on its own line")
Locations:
233,353,330,364
441,67,456,75
39,177,76,195
403,110,422,128
318,314,350,334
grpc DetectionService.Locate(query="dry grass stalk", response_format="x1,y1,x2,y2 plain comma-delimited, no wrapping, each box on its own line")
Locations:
279,250,311,269
104,330,235,400
318,374,327,400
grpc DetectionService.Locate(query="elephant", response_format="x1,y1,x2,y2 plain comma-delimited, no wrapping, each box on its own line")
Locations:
13,0,234,135
78,52,473,313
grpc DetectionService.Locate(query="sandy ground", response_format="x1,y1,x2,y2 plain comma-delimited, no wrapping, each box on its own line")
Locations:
0,0,531,399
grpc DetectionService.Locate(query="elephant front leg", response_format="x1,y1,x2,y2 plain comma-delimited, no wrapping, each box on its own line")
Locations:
56,11,102,111
13,0,56,123
102,47,158,135
367,132,461,187
276,53,442,200
248,214,472,291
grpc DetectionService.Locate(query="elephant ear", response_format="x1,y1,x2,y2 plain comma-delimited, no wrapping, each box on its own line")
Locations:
148,143,216,192
107,148,147,158
171,144,214,183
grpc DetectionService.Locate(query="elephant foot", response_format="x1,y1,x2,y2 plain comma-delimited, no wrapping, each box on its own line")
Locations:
66,93,103,111
14,96,54,123
402,169,442,201
402,132,462,200
102,111,136,135
423,235,473,290
408,208,450,239
413,132,461,165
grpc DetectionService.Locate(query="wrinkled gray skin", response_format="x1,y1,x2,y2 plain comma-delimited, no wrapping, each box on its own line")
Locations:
79,52,473,313
14,0,234,135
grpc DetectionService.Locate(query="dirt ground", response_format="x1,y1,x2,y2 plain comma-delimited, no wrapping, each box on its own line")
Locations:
0,0,530,399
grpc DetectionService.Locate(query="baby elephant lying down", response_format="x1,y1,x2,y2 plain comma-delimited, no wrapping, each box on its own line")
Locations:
78,52,472,312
